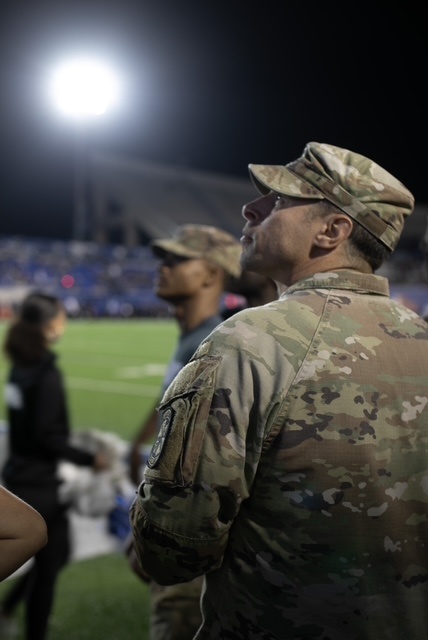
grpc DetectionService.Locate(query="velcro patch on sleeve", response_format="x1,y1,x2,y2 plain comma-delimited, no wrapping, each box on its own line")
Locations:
147,407,174,469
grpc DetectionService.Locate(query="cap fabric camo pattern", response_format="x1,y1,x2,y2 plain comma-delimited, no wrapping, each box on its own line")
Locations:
249,142,415,251
151,224,242,278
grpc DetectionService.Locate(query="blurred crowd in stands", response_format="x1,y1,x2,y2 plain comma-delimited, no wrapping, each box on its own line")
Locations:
0,236,170,319
0,235,427,319
0,236,247,319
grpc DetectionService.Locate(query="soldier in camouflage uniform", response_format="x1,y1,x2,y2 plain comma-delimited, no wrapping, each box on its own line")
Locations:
127,224,242,640
131,142,428,639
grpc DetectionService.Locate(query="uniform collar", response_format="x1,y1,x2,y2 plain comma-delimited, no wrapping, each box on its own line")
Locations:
282,269,390,298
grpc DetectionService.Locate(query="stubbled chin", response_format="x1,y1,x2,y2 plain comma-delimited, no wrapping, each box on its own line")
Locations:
240,246,258,270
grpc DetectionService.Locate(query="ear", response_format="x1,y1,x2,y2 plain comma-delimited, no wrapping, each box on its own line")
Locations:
202,263,223,287
314,214,353,249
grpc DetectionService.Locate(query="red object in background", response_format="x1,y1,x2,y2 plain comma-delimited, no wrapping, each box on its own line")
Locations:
61,274,75,289
223,293,246,310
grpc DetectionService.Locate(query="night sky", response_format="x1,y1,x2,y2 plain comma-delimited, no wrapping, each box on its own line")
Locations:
0,1,426,240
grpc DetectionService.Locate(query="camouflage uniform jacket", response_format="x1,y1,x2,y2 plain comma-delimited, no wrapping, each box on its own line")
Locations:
131,270,428,640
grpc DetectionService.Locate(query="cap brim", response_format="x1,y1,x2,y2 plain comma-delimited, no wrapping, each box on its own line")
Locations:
151,239,201,259
248,164,324,200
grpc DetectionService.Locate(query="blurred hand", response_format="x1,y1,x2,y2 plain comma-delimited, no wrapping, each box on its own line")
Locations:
92,450,111,472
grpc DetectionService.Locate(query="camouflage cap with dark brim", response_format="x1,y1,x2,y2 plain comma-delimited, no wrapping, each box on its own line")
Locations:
151,224,242,278
248,142,415,252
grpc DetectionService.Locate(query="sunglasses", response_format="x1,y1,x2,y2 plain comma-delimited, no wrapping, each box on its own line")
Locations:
159,253,193,268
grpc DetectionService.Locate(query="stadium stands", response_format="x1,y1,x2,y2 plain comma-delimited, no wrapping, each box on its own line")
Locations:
0,236,170,318
0,233,427,318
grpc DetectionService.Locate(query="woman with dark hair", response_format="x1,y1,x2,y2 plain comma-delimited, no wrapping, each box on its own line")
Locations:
0,291,110,640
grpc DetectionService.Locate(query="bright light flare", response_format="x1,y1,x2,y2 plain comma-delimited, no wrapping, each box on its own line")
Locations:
50,57,120,118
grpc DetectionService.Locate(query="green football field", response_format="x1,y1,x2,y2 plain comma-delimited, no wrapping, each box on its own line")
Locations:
0,317,179,441
0,318,179,640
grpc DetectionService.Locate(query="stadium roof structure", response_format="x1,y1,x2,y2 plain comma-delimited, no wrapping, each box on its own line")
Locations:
87,150,428,252
88,151,255,246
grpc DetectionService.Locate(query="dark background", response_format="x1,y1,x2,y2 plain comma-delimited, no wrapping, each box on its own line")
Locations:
0,0,426,240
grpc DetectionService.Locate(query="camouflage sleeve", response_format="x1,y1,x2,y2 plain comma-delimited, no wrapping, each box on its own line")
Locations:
130,316,289,585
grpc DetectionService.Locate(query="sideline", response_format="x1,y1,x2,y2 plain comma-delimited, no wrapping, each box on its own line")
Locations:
0,371,160,397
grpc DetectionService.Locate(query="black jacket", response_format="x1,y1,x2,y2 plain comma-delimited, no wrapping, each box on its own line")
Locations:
3,351,94,488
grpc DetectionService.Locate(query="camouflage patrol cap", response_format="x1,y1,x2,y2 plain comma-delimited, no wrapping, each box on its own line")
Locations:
248,142,415,251
151,224,242,278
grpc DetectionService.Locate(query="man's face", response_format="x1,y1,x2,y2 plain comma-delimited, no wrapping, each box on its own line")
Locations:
240,192,318,284
154,252,214,302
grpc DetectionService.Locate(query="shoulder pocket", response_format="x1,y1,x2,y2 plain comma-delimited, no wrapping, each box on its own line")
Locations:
145,355,221,487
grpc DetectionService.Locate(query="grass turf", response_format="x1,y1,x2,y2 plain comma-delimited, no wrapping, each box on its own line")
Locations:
0,318,178,439
0,317,178,639
0,554,152,640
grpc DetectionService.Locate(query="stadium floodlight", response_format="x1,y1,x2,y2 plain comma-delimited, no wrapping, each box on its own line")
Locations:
50,57,120,119
48,56,121,240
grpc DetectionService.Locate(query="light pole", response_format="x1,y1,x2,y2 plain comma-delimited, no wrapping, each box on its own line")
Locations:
72,121,88,241
49,57,120,241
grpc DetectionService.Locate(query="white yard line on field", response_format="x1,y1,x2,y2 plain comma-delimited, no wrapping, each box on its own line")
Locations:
67,377,160,396
117,364,167,378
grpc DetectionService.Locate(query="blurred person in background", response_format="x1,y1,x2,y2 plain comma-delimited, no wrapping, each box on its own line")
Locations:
128,225,243,485
221,269,284,319
127,224,242,640
0,485,47,582
131,142,428,640
0,291,111,640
